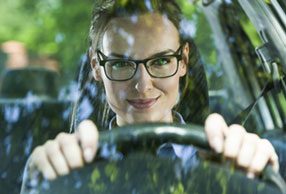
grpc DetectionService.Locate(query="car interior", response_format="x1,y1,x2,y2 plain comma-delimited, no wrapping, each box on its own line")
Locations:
1,0,286,194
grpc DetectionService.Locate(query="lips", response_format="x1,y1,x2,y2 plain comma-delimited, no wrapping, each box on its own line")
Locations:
127,97,159,109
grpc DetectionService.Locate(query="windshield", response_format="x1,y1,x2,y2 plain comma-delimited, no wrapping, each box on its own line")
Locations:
1,0,286,194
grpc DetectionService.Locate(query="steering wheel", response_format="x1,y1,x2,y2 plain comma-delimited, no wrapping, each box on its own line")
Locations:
23,123,286,194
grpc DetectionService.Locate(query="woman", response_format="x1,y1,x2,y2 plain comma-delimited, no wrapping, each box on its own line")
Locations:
21,0,279,189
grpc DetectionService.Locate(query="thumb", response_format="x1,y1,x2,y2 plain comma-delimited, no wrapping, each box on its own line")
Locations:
204,113,228,153
76,120,99,163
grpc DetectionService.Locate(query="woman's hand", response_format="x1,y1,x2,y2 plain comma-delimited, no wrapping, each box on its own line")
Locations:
28,120,99,180
204,113,279,178
27,113,279,180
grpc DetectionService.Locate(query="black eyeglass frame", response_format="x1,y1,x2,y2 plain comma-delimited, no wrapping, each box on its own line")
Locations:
96,45,184,81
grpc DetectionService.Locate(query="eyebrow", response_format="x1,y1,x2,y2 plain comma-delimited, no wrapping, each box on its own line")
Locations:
106,49,176,59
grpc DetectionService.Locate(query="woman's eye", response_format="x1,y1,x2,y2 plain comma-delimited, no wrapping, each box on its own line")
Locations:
111,61,130,69
152,58,171,66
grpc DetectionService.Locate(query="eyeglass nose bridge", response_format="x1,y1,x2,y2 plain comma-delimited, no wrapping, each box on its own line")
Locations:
131,58,155,79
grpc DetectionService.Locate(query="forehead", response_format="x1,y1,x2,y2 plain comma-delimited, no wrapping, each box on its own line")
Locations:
102,13,180,57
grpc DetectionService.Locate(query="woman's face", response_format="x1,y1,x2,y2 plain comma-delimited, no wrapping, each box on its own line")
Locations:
91,13,189,126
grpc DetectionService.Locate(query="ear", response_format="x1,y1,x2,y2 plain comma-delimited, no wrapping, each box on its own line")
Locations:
179,42,189,77
89,47,102,81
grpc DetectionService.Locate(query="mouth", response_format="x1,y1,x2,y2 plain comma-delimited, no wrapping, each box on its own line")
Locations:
127,97,159,110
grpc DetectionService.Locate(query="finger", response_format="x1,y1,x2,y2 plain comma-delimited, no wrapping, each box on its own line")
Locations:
44,140,70,176
270,150,279,173
237,133,259,168
260,140,279,173
249,139,279,175
204,113,228,153
31,146,57,180
56,133,84,169
224,125,246,158
76,120,99,163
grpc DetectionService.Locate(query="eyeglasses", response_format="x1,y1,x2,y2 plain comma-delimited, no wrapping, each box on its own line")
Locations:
96,45,183,81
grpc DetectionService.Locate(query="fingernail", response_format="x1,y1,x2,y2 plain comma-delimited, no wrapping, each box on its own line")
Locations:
273,163,279,173
272,154,279,162
271,155,279,172
212,137,223,153
84,148,94,163
247,172,255,179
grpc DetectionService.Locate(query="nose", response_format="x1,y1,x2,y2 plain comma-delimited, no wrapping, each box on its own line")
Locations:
134,64,153,93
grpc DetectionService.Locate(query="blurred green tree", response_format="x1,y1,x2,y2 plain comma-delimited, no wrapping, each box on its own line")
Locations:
0,0,93,79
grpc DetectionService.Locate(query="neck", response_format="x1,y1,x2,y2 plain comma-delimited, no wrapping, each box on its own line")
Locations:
116,111,174,127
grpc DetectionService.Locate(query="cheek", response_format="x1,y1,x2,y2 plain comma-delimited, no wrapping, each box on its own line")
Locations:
102,79,128,103
159,76,180,98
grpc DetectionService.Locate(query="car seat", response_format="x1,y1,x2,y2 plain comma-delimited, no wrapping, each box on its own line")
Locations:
0,67,71,194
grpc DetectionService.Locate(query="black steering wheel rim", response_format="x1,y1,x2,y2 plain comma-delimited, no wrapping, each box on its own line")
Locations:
98,122,286,194
25,123,286,194
98,122,210,153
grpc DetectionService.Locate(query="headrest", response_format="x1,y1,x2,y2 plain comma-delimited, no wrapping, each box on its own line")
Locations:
0,67,60,99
